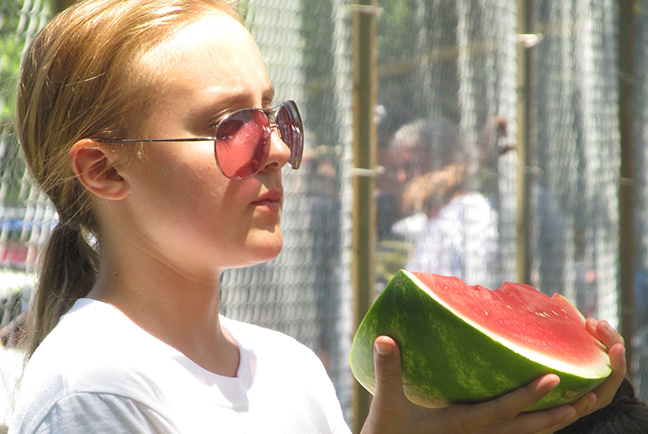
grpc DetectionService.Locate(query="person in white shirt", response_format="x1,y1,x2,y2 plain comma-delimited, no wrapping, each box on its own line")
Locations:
9,1,626,433
380,118,502,289
397,190,500,288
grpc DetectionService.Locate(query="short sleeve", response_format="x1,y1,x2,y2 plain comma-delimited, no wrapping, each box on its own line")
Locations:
14,393,179,434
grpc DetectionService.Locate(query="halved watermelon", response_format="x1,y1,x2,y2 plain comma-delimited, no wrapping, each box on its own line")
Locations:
350,270,611,411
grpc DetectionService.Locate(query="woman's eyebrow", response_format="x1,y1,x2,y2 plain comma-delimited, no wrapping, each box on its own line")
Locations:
187,82,278,124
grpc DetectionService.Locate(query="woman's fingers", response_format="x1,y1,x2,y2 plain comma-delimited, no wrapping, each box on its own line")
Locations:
365,328,625,434
587,344,626,410
473,404,577,434
584,318,627,409
372,335,405,403
361,336,410,434
368,337,567,434
464,375,577,434
466,374,559,427
585,318,625,348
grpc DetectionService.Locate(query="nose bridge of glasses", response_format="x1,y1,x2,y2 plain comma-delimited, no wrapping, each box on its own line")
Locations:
264,108,282,140
268,120,280,135
265,105,289,140
264,105,279,123
264,123,292,168
268,123,288,149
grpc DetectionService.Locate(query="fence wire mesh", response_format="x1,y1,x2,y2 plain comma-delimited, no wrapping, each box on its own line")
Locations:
373,0,627,401
633,0,648,401
1,0,647,428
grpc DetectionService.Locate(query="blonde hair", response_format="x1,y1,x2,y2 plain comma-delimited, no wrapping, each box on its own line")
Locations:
17,0,240,358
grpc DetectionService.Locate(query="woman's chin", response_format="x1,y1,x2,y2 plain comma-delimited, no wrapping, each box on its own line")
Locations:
243,232,284,265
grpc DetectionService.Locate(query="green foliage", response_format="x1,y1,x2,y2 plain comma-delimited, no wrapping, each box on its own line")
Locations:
299,0,338,147
377,0,421,64
0,11,26,125
376,0,462,137
0,0,46,205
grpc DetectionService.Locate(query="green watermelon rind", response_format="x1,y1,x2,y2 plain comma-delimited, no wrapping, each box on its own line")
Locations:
350,270,611,411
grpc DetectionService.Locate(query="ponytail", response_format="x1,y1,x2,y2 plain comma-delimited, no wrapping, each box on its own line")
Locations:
21,219,98,358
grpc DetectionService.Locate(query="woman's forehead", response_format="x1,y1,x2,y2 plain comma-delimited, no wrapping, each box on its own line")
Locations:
130,13,273,134
137,14,270,93
141,13,257,66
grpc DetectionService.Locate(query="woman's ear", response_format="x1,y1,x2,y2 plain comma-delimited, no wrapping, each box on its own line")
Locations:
69,139,130,200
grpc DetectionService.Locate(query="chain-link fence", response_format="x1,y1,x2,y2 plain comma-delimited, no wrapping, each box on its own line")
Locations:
632,0,648,401
220,0,355,420
374,0,632,405
2,0,648,430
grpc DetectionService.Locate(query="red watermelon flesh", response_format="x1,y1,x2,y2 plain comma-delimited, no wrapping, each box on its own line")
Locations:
350,270,612,410
412,272,606,372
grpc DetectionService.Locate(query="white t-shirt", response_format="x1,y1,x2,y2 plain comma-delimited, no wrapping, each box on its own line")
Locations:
394,192,501,289
9,299,351,434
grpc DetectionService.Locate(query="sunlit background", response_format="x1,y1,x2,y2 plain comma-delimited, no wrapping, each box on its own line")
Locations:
1,0,646,431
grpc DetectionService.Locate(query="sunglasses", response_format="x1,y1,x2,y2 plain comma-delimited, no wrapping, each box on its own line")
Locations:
97,100,303,179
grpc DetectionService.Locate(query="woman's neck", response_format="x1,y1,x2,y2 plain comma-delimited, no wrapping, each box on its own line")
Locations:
87,250,240,377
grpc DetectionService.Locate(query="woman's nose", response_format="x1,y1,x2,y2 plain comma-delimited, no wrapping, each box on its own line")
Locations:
263,128,291,171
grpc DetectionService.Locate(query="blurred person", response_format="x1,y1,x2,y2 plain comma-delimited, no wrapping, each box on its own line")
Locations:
8,1,626,433
379,118,504,289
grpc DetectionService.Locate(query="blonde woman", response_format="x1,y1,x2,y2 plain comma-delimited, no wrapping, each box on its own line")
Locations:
10,1,625,433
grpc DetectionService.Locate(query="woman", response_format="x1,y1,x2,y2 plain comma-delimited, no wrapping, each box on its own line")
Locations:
9,0,625,433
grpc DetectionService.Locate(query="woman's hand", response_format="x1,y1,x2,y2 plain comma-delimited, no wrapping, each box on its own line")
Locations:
361,326,625,434
540,318,627,433
361,336,577,434
528,318,626,433
583,318,627,411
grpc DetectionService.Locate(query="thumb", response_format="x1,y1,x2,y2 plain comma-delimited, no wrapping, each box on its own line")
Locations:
362,336,409,434
373,335,405,400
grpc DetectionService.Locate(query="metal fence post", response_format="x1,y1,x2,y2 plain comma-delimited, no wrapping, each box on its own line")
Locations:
351,0,377,432
618,0,637,379
516,0,534,285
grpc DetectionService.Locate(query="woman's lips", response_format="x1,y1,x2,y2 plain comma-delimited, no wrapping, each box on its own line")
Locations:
251,190,282,210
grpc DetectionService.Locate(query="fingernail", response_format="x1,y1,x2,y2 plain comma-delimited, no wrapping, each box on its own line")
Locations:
375,340,392,356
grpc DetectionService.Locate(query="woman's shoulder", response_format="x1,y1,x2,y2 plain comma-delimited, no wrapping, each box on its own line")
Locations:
27,298,157,365
12,299,185,431
18,299,173,403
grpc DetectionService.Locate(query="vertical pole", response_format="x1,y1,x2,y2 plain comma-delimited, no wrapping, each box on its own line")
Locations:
516,0,534,285
618,0,636,379
351,1,377,432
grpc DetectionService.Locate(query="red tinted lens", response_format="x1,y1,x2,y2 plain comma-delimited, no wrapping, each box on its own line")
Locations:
277,101,303,169
215,109,270,179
